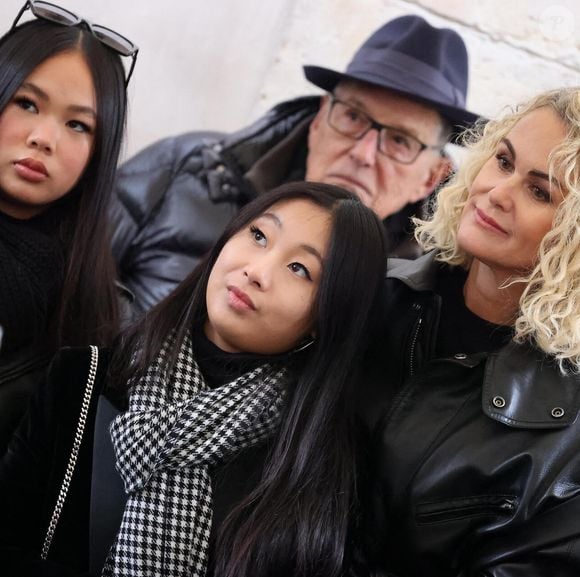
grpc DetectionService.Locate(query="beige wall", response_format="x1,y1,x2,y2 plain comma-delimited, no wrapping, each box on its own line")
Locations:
1,0,578,160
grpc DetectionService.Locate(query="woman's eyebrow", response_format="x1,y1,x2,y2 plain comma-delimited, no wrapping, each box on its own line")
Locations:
529,169,562,193
502,137,562,189
261,211,324,265
20,81,48,102
299,244,324,266
501,137,516,160
19,81,96,119
261,212,282,228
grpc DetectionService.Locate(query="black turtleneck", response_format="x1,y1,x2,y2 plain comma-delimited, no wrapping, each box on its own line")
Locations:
0,207,65,356
435,265,513,358
191,326,274,388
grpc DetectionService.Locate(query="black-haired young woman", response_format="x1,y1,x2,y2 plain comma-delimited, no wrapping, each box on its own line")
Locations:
1,181,387,577
0,2,137,453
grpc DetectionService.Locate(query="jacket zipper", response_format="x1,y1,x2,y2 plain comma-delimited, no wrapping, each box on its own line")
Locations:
416,495,517,524
408,303,423,377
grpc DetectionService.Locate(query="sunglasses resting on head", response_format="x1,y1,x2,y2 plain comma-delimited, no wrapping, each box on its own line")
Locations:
11,0,138,85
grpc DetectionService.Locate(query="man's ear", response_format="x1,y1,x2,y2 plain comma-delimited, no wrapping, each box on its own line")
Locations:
308,94,330,137
414,153,454,203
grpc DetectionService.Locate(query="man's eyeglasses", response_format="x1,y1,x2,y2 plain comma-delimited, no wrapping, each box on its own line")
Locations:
327,96,442,165
11,0,139,86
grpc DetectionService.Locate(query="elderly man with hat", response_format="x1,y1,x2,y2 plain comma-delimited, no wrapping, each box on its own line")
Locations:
111,15,478,313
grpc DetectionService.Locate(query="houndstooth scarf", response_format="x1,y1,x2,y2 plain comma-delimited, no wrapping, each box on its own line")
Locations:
102,332,287,577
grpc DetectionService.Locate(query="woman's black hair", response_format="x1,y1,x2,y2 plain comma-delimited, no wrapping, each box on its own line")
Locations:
0,19,126,347
112,181,387,576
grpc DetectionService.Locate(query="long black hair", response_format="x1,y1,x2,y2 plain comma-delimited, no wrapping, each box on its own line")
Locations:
112,181,387,576
0,19,127,347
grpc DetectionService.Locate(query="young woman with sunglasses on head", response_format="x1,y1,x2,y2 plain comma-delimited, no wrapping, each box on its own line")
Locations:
0,181,387,577
0,2,137,454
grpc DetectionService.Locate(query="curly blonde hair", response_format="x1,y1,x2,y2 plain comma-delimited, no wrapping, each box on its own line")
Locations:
414,87,580,370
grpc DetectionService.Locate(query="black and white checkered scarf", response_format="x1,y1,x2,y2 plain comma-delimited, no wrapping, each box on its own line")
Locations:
102,332,287,577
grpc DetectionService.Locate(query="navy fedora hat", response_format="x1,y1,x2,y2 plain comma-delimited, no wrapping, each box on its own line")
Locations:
304,15,479,131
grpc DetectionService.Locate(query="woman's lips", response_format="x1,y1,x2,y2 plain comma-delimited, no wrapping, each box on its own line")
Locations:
475,207,508,235
227,286,256,311
14,158,49,182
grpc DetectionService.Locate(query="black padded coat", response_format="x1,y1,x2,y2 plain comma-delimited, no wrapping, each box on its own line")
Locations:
110,97,318,313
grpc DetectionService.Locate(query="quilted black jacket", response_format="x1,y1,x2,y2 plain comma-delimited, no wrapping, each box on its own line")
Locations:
110,96,318,313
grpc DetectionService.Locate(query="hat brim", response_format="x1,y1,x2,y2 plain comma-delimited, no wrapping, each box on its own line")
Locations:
303,64,481,134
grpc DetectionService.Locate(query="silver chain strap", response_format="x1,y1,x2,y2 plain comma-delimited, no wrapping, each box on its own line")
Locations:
41,345,99,560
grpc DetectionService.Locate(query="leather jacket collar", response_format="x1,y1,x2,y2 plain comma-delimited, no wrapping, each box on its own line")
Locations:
200,96,320,204
387,251,580,429
484,342,580,429
387,250,441,290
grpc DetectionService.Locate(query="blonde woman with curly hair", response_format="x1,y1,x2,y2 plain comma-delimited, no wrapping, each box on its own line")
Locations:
366,87,580,577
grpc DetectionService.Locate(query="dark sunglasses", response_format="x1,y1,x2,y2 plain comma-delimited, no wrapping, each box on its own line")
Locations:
11,0,139,86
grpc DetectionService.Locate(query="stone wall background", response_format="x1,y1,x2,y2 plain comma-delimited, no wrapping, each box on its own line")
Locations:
1,0,578,159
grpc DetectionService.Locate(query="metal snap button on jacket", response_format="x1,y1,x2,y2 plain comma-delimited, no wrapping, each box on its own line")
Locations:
492,396,506,408
551,407,565,419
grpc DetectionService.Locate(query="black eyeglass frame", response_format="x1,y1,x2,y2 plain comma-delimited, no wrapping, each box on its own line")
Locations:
327,95,443,165
11,0,139,86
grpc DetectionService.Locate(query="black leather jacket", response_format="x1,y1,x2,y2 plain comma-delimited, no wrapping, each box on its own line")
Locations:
368,252,580,576
110,96,424,314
